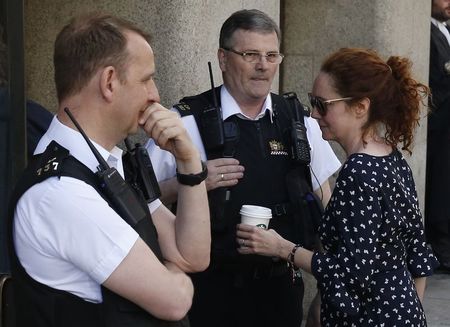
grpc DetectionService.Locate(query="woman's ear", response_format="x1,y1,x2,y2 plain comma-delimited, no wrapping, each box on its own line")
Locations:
354,97,371,118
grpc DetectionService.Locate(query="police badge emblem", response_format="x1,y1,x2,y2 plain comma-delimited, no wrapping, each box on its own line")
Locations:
269,140,288,156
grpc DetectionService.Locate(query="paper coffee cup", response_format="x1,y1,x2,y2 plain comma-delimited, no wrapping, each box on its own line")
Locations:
239,205,272,229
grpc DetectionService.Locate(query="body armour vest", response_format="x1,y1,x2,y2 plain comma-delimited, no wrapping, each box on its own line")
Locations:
8,141,189,327
176,87,314,262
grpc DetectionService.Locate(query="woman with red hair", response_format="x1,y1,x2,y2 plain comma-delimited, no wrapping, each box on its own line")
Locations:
237,48,439,326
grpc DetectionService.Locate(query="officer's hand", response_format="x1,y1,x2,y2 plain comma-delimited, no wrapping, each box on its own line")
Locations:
139,103,198,162
205,158,244,191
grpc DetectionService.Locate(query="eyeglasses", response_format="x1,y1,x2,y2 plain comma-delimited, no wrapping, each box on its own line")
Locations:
222,47,284,64
308,93,353,116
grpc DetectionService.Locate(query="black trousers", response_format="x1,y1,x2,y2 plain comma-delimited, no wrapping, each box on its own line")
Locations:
188,264,304,327
426,127,450,265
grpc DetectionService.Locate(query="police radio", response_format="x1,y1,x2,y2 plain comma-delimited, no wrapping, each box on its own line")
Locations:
283,92,311,166
291,120,311,165
200,62,225,150
124,138,161,203
64,107,148,226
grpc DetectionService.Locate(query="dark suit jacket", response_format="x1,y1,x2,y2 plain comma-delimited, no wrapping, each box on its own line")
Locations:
426,24,450,223
0,88,53,160
429,23,450,131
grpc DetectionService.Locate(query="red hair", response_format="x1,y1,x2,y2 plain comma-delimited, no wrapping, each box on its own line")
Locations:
321,48,430,154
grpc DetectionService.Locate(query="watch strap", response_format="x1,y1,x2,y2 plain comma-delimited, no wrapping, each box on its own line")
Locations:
176,161,208,186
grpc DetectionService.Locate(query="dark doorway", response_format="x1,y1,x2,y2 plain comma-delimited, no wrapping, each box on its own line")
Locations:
0,0,25,274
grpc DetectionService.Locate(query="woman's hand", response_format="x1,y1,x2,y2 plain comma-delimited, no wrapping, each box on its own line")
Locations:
236,223,293,259
237,223,314,274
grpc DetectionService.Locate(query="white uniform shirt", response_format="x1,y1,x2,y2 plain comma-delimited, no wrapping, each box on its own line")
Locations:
146,86,341,190
13,116,162,303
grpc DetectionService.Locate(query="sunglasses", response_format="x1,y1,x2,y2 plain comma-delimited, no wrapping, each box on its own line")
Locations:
308,93,353,116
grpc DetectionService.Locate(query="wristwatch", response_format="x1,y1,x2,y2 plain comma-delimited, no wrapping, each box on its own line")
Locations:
176,161,208,186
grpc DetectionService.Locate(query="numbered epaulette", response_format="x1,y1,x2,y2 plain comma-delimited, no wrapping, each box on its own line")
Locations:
34,140,71,179
173,102,192,117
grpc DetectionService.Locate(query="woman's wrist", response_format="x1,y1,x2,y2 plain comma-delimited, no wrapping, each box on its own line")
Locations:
287,244,301,268
278,239,295,261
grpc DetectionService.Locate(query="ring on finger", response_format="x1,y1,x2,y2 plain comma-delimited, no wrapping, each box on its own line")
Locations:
241,239,246,247
221,173,224,181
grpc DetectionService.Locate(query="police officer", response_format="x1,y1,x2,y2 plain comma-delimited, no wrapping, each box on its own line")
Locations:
10,13,210,327
147,9,341,327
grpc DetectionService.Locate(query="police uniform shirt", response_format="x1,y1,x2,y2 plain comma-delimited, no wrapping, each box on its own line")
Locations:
146,85,341,190
14,116,162,303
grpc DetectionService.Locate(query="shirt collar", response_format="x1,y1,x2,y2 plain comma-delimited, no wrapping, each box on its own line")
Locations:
431,17,446,28
35,116,124,176
431,17,450,46
220,85,274,123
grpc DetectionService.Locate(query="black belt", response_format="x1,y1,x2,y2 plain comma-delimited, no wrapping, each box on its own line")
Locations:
270,202,292,217
210,260,289,280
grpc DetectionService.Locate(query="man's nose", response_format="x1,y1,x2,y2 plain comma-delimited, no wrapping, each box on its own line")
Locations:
148,81,160,103
255,55,270,69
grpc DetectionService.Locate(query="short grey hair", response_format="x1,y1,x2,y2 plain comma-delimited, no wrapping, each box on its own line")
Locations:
219,9,281,49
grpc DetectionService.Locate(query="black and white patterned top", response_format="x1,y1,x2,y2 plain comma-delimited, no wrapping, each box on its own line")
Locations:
311,150,439,327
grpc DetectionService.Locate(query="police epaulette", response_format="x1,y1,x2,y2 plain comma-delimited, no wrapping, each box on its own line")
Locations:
33,140,71,180
173,102,192,117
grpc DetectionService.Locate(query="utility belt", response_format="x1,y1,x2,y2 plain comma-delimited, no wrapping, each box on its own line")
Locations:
208,256,289,280
270,202,293,217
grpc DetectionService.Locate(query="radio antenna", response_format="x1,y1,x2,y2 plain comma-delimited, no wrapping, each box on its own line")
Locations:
64,107,109,171
208,61,220,110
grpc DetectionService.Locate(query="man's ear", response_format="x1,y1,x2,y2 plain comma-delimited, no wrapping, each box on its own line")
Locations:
99,66,118,102
218,48,227,72
355,97,370,118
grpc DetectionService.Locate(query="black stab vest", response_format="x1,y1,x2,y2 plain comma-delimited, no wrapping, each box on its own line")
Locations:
176,88,315,262
8,141,189,327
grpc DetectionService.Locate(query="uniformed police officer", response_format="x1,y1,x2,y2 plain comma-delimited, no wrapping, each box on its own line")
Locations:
147,9,341,327
10,13,210,327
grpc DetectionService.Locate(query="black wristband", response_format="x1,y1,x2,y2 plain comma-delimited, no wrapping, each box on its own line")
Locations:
176,161,208,186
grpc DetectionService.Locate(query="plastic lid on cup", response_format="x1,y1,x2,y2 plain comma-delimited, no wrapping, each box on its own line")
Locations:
239,205,272,218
